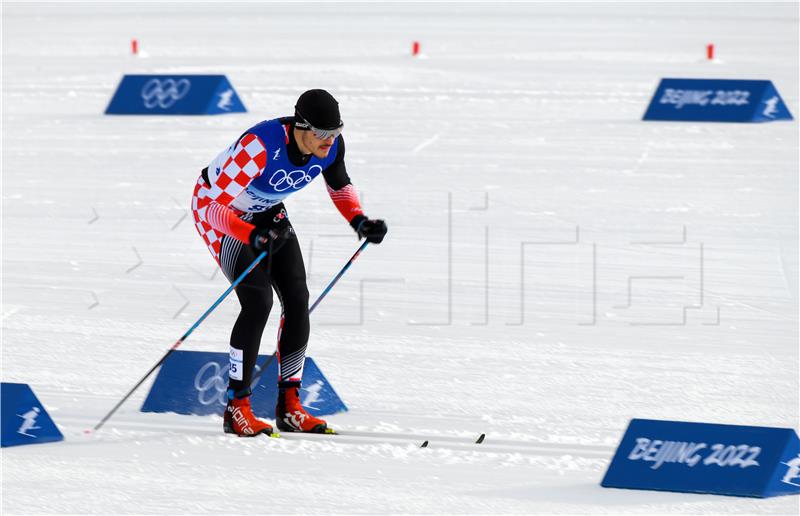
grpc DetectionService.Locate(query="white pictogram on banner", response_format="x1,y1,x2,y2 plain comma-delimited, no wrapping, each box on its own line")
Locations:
762,96,780,118
17,407,41,437
781,455,800,487
217,89,234,111
302,380,325,411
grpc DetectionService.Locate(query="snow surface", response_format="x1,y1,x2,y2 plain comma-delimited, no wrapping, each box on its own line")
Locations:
2,1,799,514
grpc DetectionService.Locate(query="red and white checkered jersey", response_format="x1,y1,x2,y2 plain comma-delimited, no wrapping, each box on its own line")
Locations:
191,119,364,263
191,133,267,260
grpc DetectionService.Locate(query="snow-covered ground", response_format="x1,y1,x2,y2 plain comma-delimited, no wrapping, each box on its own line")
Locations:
2,2,798,514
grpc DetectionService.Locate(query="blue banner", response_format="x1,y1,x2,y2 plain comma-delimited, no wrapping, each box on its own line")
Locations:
1,383,64,447
643,79,793,122
602,419,800,497
141,350,347,417
105,75,247,115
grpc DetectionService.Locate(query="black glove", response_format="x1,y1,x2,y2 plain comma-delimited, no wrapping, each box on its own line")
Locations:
250,209,293,253
350,214,387,244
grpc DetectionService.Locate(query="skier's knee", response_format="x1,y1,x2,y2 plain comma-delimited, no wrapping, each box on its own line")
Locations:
239,286,273,319
283,280,309,312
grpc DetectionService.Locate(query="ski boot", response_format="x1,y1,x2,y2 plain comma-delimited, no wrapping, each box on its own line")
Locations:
275,385,330,433
223,388,275,437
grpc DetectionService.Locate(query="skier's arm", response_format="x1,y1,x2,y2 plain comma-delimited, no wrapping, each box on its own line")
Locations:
322,136,365,223
203,133,267,243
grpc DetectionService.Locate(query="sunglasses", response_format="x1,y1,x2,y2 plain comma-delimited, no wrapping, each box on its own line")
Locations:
295,112,343,140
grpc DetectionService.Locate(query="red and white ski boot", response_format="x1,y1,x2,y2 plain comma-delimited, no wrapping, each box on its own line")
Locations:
224,395,275,437
275,386,330,433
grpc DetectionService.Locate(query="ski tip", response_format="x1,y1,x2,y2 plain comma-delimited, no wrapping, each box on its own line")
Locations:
268,432,281,439
420,440,429,448
476,433,486,444
322,427,337,435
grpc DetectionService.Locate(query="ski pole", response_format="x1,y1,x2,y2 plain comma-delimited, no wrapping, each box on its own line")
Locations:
252,240,369,381
89,250,269,433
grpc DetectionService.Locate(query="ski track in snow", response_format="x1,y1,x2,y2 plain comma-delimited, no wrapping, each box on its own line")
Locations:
2,2,799,514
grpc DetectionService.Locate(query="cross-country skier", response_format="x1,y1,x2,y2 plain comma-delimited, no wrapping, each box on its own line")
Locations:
191,89,387,436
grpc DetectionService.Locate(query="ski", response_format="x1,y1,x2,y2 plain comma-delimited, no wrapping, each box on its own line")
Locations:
421,434,484,448
270,431,613,457
276,429,486,449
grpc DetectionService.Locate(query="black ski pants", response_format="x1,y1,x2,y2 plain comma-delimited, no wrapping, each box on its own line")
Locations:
218,204,310,394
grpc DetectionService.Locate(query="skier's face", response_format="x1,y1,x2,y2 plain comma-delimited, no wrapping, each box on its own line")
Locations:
297,129,336,159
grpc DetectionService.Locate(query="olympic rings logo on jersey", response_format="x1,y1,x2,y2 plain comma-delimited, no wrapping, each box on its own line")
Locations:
140,78,191,109
268,165,322,192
